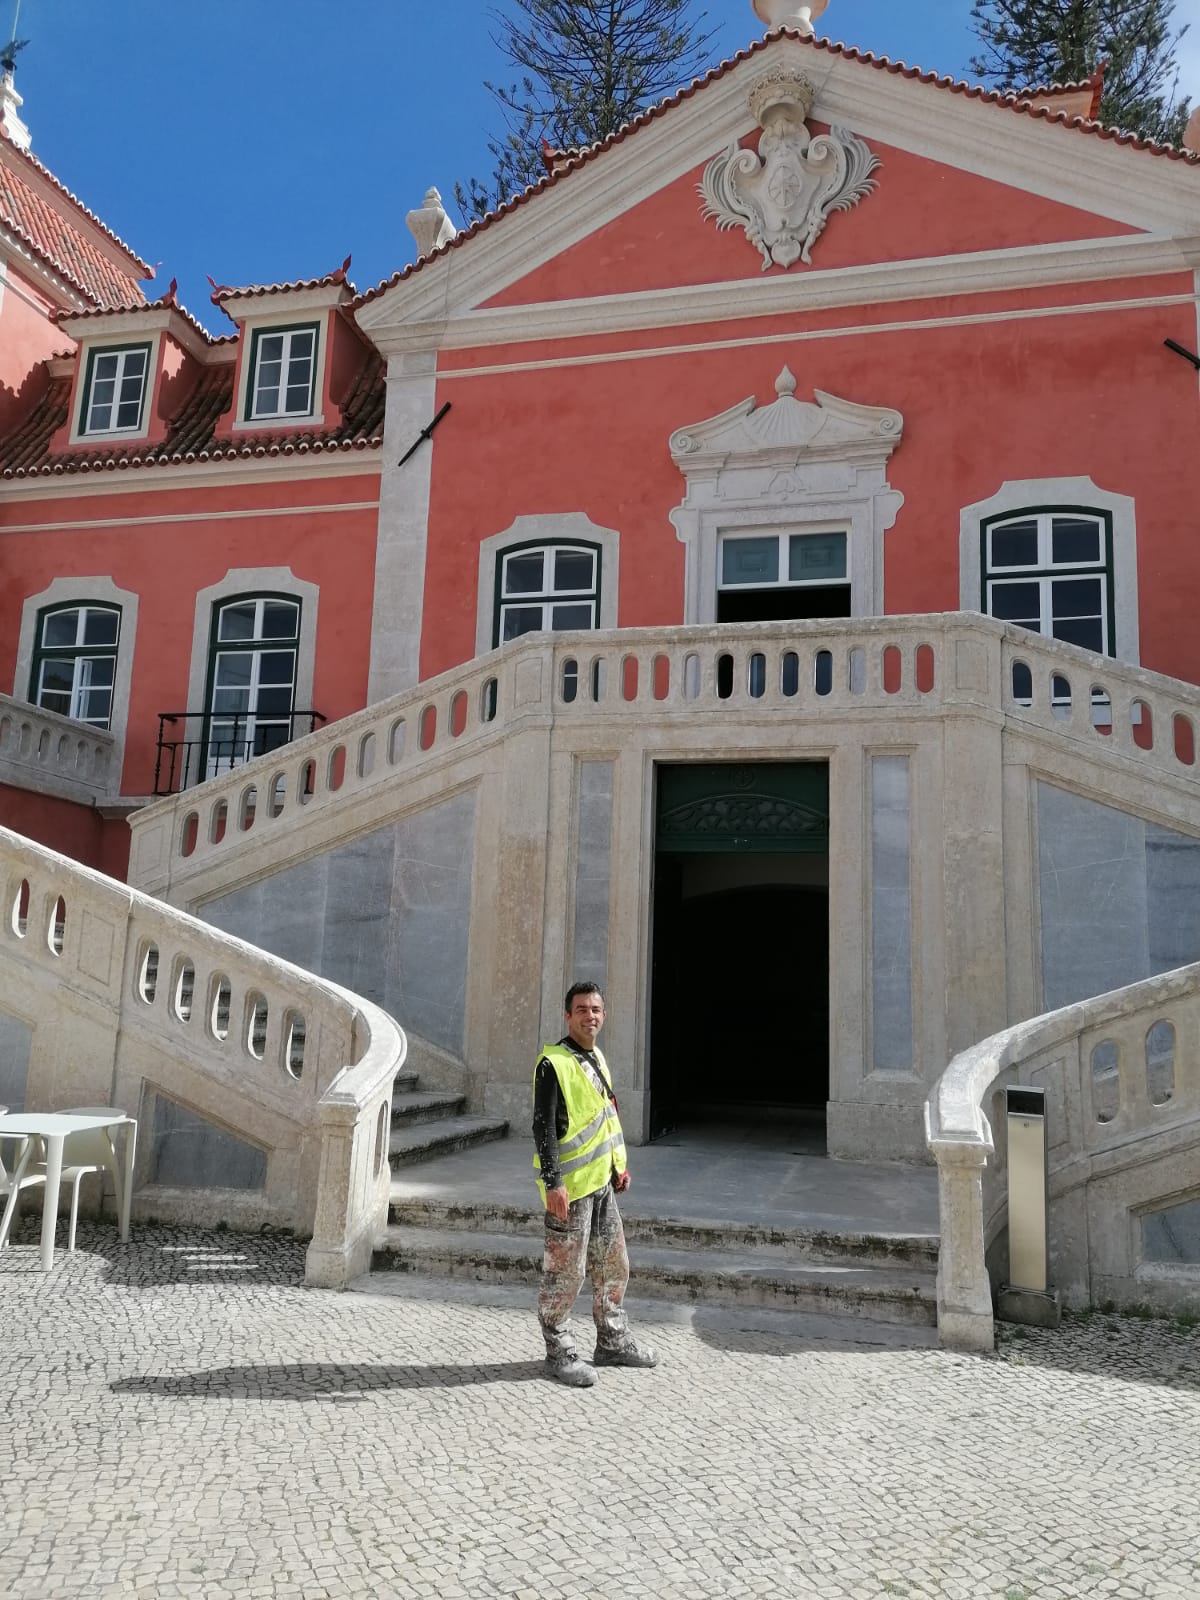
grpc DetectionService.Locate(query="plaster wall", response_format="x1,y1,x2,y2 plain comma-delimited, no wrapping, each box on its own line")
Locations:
0,471,380,796
418,285,1200,688
0,259,69,435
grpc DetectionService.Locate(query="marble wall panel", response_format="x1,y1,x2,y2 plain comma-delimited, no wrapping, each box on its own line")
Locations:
1142,1197,1200,1265
1037,784,1200,1010
201,790,477,1057
573,761,614,995
149,1093,267,1190
871,755,913,1073
386,789,476,1055
0,1012,32,1111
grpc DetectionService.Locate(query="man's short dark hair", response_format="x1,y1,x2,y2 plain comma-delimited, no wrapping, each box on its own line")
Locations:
564,981,603,1013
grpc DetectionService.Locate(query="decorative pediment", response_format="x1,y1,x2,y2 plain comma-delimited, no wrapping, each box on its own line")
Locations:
669,368,903,470
699,67,879,269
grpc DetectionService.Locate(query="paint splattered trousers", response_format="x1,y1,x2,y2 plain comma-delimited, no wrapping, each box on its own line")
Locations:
538,1182,630,1361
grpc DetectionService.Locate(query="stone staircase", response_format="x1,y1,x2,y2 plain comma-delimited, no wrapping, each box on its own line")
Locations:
374,1189,939,1326
388,1069,509,1170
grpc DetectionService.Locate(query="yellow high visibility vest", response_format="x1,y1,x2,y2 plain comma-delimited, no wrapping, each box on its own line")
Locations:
533,1042,628,1204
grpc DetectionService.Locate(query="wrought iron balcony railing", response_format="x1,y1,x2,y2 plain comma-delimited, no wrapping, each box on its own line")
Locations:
153,709,325,797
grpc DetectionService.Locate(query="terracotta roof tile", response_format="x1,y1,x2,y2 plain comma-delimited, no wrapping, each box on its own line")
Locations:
0,125,149,308
208,256,355,316
0,350,385,479
58,280,232,345
355,32,1198,307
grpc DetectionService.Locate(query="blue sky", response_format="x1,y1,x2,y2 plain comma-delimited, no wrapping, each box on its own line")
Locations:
8,0,1198,333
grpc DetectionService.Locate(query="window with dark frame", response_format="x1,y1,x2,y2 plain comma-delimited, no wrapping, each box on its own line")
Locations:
245,324,319,421
493,543,600,647
30,604,121,728
204,596,301,778
80,343,151,435
982,509,1113,701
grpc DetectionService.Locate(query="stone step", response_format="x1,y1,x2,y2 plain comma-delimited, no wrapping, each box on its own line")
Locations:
392,1070,419,1095
386,1193,938,1270
388,1117,509,1169
371,1226,937,1326
390,1090,467,1127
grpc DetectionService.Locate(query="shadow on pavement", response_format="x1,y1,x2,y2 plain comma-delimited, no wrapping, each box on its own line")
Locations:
112,1360,551,1399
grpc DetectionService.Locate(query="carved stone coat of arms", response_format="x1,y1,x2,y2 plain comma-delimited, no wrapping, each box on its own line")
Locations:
699,68,880,269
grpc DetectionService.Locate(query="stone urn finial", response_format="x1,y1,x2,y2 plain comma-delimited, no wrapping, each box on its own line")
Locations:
752,0,830,36
405,186,458,261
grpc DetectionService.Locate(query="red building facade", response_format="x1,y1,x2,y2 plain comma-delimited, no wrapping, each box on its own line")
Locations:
2,28,1200,876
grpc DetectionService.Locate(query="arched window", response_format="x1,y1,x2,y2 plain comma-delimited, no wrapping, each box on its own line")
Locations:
204,595,301,777
29,603,122,728
982,507,1113,702
493,542,601,647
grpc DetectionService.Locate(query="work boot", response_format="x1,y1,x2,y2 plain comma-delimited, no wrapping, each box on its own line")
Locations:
544,1355,596,1388
593,1340,658,1369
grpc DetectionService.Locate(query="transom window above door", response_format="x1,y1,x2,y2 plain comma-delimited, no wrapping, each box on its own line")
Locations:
494,543,599,646
983,511,1112,656
30,604,121,727
81,344,151,435
720,531,847,588
717,531,850,625
246,324,319,420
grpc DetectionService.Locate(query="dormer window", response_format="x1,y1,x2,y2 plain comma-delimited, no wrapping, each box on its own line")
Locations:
245,323,319,421
80,342,151,435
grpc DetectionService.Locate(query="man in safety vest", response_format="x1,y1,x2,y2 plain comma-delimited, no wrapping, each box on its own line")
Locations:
533,981,659,1387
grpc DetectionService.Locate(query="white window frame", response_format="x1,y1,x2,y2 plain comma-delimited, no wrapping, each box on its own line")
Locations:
983,510,1113,658
79,342,152,437
246,323,319,421
15,578,139,760
960,478,1139,667
30,604,122,728
205,596,303,778
475,514,620,658
185,569,318,755
494,543,600,648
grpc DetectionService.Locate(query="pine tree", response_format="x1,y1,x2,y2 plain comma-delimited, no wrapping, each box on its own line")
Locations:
456,0,716,222
970,0,1191,144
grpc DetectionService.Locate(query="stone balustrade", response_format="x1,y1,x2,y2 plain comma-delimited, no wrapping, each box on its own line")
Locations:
925,959,1200,1349
0,823,405,1285
0,693,119,805
128,614,1200,901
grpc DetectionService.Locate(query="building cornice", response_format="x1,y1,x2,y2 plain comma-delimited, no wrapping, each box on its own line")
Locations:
0,449,381,505
367,232,1198,358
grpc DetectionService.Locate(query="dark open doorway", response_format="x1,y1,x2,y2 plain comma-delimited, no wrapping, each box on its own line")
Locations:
649,763,830,1140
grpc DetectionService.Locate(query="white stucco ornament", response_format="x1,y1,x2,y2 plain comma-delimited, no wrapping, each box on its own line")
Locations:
752,0,830,35
699,68,880,269
405,187,458,261
670,367,902,465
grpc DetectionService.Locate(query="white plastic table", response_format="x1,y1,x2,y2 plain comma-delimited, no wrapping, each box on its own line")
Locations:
0,1112,137,1269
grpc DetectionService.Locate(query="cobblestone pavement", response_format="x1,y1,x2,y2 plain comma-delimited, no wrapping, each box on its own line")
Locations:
2,1221,1200,1600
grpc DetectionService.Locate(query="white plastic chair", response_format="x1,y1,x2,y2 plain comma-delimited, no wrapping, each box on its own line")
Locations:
43,1111,130,1250
59,1109,131,1247
0,1131,47,1249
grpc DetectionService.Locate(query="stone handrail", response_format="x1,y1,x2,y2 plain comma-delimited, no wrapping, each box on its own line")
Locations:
128,612,1200,900
0,693,119,805
925,960,1200,1350
0,823,405,1285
